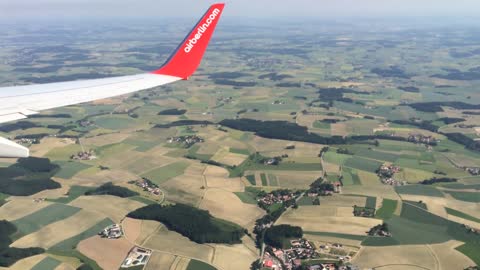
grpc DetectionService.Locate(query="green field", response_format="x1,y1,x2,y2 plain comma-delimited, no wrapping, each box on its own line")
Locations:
31,256,62,270
141,161,190,185
54,161,92,179
445,207,480,223
362,202,480,264
260,173,268,186
123,139,158,152
12,204,81,240
395,185,445,197
344,157,382,173
229,148,250,155
245,174,256,185
93,115,139,130
341,168,361,186
268,174,279,186
444,190,480,203
355,148,399,163
365,196,377,209
375,199,398,220
50,218,114,251
186,259,217,270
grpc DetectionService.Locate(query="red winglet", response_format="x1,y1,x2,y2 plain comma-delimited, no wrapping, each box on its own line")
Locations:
152,3,225,79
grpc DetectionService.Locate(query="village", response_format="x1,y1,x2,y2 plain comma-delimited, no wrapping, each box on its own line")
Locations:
377,164,405,186
407,133,439,146
167,135,204,148
70,149,96,160
262,238,360,270
129,178,162,196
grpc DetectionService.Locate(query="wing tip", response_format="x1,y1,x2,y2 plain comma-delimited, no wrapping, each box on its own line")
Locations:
151,3,225,79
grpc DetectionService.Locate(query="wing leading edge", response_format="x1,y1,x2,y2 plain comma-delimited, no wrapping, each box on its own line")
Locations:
0,3,225,158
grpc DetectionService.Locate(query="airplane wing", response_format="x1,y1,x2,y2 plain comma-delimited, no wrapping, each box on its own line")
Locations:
0,3,225,158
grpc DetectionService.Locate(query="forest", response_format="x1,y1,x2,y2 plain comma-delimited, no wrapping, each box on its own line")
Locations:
127,204,245,244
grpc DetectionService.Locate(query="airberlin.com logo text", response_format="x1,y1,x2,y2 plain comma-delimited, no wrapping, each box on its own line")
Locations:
184,8,221,53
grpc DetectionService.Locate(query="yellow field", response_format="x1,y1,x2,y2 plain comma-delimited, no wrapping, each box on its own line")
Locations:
12,209,104,249
29,137,75,157
69,195,145,223
304,233,363,247
145,252,176,270
122,217,142,244
357,170,380,186
216,152,248,166
429,240,475,269
318,195,367,208
199,189,264,227
276,207,381,235
78,235,133,270
72,168,139,186
212,244,257,270
135,220,162,246
342,185,401,200
143,225,214,263
170,257,191,270
353,241,473,270
205,175,244,192
272,171,322,189
162,174,206,206
0,199,52,221
83,133,131,147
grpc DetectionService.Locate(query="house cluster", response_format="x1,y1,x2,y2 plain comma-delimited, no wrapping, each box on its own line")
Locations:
131,178,161,196
377,164,405,186
120,246,152,269
272,100,286,105
99,224,123,239
466,167,480,175
79,120,94,127
217,96,233,103
367,223,391,237
265,157,282,165
167,135,204,148
263,239,317,270
263,239,359,270
15,138,40,145
307,181,342,197
258,191,295,207
463,224,479,235
70,149,97,160
407,134,438,145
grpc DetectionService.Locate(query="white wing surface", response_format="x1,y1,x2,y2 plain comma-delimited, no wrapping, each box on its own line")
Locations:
0,3,225,158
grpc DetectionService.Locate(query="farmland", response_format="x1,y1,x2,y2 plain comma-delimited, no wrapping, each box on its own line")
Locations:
0,14,479,270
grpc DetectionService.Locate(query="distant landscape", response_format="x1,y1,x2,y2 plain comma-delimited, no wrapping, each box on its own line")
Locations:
0,17,479,270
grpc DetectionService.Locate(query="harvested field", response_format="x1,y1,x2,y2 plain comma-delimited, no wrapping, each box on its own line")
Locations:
12,209,104,249
276,208,382,235
69,195,145,223
145,252,176,270
161,174,206,205
203,165,230,178
352,242,470,270
122,217,142,243
199,189,264,227
212,244,257,270
319,195,367,208
135,220,162,246
430,240,475,270
143,225,214,263
77,235,133,270
205,176,244,192
273,171,321,189
304,233,364,247
0,199,52,221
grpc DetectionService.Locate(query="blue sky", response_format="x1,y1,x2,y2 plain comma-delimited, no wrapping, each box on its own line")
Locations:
1,0,479,20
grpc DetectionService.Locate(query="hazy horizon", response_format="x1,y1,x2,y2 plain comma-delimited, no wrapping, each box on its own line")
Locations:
1,0,480,21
